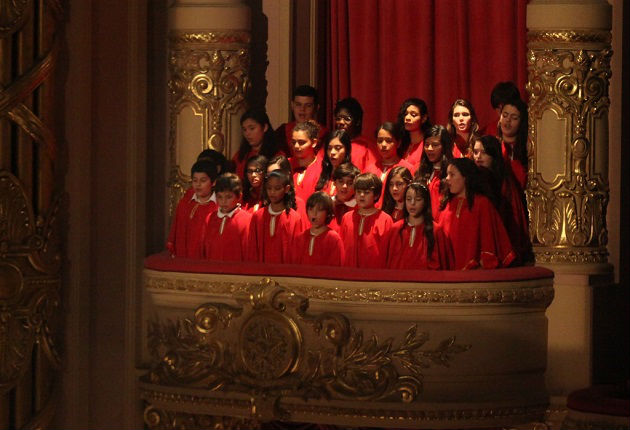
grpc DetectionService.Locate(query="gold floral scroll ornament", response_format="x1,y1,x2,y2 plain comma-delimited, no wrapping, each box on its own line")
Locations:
142,279,471,423
527,29,611,264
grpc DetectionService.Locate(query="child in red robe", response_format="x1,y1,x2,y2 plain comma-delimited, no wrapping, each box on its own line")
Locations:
166,160,218,258
397,98,432,172
203,173,252,261
386,182,448,270
242,155,268,213
248,169,304,263
333,97,378,171
414,125,454,223
381,166,412,221
340,173,393,268
367,122,414,190
293,191,344,266
232,108,282,180
446,99,480,159
440,158,516,270
289,121,323,202
315,130,352,196
328,163,359,233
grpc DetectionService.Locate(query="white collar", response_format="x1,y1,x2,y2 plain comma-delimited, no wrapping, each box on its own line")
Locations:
217,204,240,219
268,205,284,216
333,196,356,208
191,191,216,204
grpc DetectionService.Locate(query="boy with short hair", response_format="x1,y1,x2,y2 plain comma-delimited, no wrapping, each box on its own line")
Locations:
203,173,251,262
329,163,360,232
293,191,344,266
290,121,323,202
167,160,218,258
339,173,393,268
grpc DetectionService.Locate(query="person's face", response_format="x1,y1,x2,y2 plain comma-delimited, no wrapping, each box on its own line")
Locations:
473,141,493,168
452,105,472,133
291,130,316,160
424,136,443,163
404,105,422,132
192,172,212,199
334,108,354,133
217,191,239,213
241,118,268,149
405,187,425,218
355,188,376,209
376,129,399,160
445,164,466,198
500,104,521,138
246,163,265,188
388,174,407,203
291,96,316,123
265,176,289,205
327,138,347,168
334,176,355,202
307,205,328,229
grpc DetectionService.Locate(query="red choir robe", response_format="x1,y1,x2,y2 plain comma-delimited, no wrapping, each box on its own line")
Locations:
480,120,499,138
276,121,329,156
351,135,379,172
329,197,356,233
402,140,424,173
440,194,516,270
233,149,284,180
500,171,533,263
290,156,323,202
386,220,447,270
242,194,263,214
167,193,217,258
366,158,414,207
427,168,444,222
340,209,393,268
203,205,251,262
452,134,472,159
389,207,404,222
293,227,344,266
501,140,527,190
248,206,304,263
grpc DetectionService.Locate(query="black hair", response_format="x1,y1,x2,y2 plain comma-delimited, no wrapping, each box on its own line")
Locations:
474,135,506,208
293,85,319,105
196,149,231,174
332,162,361,181
214,172,243,196
354,172,383,201
402,182,435,255
375,121,403,158
263,169,297,213
396,98,432,157
334,97,364,136
191,160,219,182
306,191,334,225
416,125,453,183
293,121,320,140
490,81,521,110
316,130,352,191
242,154,268,204
497,98,528,170
236,108,278,162
440,157,485,211
381,166,412,216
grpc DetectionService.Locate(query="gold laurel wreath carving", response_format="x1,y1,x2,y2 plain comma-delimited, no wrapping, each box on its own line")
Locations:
528,30,611,45
527,43,611,263
143,279,471,422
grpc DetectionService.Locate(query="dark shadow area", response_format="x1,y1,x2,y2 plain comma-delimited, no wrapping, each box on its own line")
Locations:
247,0,268,110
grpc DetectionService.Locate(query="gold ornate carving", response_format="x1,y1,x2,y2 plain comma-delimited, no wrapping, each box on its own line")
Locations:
528,30,611,46
144,273,555,307
144,406,261,430
527,32,611,264
143,279,471,422
0,0,31,37
168,29,250,215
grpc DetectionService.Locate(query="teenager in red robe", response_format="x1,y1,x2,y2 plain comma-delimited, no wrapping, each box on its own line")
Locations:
314,129,352,196
274,85,328,156
386,182,448,270
380,166,412,221
328,163,360,233
248,169,304,263
473,135,533,264
480,81,521,137
440,158,516,270
367,122,414,189
232,108,282,180
203,173,251,261
166,160,218,258
498,98,529,190
414,125,454,223
333,97,378,171
397,98,432,172
293,192,344,266
289,121,324,202
446,99,480,159
241,155,268,213
340,173,393,268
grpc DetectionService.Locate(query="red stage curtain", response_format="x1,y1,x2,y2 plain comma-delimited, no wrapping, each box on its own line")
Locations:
327,0,528,137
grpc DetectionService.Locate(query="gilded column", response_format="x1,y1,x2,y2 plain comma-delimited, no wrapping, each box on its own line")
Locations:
167,0,250,213
526,0,613,396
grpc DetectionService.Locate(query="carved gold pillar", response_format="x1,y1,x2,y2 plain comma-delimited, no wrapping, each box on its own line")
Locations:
167,0,251,213
526,0,613,398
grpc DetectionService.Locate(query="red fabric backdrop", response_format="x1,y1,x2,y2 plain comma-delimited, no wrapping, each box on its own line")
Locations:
327,0,528,137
